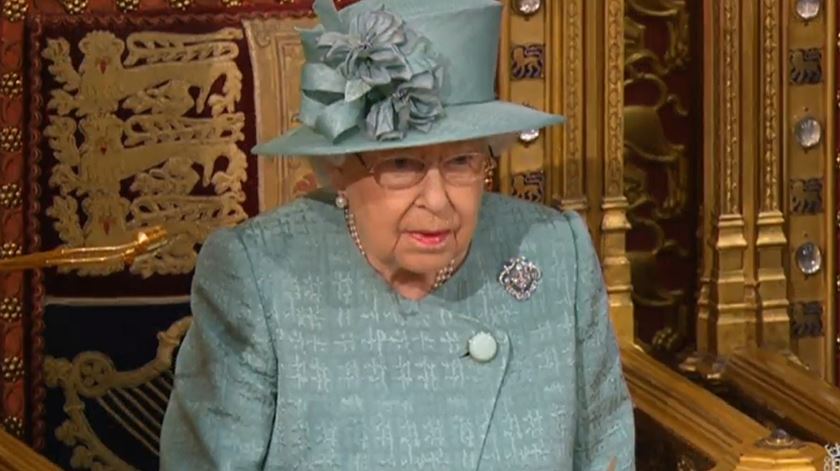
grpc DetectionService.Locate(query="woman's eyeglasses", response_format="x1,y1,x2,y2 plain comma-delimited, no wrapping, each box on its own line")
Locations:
355,150,496,190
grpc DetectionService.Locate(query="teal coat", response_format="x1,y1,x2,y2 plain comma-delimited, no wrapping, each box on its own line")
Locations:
160,192,635,470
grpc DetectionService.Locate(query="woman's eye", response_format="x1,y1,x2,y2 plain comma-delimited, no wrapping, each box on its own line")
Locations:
379,157,423,174
391,158,413,170
448,154,476,167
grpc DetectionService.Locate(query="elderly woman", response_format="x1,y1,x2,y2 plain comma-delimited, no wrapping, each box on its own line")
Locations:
160,0,635,469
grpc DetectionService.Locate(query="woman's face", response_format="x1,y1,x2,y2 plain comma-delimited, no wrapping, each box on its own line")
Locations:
331,139,490,277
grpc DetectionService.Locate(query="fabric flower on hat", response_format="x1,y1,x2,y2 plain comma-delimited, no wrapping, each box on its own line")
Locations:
318,8,413,102
299,0,445,143
365,69,445,140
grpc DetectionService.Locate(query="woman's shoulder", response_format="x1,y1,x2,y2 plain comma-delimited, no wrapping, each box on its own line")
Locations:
480,193,589,245
232,190,343,241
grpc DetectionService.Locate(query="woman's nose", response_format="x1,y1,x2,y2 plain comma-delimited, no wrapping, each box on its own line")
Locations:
416,167,450,211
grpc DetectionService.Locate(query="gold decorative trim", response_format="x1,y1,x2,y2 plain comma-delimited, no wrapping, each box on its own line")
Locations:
0,183,22,209
0,127,22,153
547,0,585,211
0,243,22,259
600,0,632,341
1,356,24,382
114,0,140,12
1,416,24,439
0,297,23,322
761,0,780,212
221,0,243,7
168,0,192,10
58,0,87,15
604,0,624,198
722,0,739,214
1,0,27,23
0,73,22,98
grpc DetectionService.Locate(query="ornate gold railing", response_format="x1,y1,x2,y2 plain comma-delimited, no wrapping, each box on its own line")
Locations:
622,344,826,470
723,349,840,445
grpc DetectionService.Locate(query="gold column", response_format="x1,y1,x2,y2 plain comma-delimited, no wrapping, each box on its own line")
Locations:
755,0,790,352
598,0,633,341
547,0,587,214
698,0,754,356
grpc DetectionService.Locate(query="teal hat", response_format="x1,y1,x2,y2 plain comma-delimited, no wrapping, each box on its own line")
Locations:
252,0,565,157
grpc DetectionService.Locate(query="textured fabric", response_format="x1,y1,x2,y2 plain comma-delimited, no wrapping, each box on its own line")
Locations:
254,101,564,157
160,191,635,470
251,0,565,157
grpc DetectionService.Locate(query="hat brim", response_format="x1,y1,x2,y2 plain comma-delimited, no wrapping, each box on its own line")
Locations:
251,101,565,157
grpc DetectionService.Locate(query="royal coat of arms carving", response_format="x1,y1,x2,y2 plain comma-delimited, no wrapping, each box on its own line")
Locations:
38,25,251,279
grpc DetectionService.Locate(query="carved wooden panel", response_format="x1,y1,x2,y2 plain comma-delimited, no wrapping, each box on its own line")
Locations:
623,0,702,355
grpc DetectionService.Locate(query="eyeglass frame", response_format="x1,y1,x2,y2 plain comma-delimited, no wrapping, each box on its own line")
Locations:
353,145,498,190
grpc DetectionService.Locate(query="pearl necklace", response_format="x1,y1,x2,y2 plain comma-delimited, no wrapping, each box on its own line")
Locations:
344,208,456,291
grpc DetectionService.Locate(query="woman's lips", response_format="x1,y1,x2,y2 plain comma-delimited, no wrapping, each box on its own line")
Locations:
407,231,451,248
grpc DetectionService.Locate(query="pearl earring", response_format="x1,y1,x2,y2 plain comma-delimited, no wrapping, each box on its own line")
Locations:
335,192,348,209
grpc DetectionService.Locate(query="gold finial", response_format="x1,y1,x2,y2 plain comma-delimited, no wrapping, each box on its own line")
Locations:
0,226,168,272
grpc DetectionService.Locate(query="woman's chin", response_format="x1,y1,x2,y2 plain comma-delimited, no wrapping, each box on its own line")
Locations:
396,254,455,277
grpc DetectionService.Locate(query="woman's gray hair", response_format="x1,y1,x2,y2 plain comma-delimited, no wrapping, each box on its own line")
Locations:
486,133,518,157
308,155,347,188
307,134,518,188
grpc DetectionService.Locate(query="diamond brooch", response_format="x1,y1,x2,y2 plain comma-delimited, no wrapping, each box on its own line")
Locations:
498,256,542,300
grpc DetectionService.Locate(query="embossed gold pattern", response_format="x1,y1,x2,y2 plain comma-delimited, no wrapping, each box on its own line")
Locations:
0,242,22,259
1,0,27,23
511,171,544,202
46,316,192,470
58,0,87,15
605,0,624,198
0,127,22,153
0,73,23,97
168,0,192,10
115,0,140,12
40,29,248,278
2,416,24,438
722,0,739,215
1,356,24,382
0,297,23,322
599,0,633,340
761,0,780,212
564,0,583,208
0,184,22,209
